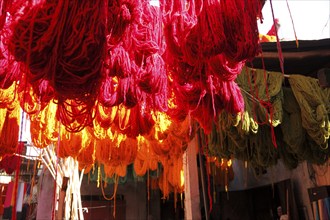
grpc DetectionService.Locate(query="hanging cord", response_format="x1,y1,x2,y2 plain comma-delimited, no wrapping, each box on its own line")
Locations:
205,159,213,214
269,0,284,74
52,125,61,220
212,163,216,204
12,142,23,220
100,170,119,218
285,0,299,48
11,79,27,220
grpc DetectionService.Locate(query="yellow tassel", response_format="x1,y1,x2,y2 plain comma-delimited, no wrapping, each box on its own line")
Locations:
97,166,101,188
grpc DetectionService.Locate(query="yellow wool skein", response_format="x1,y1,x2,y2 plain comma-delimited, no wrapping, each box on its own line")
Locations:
289,75,330,147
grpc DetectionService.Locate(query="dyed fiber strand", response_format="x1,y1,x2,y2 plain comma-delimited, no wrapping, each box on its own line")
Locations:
260,54,278,148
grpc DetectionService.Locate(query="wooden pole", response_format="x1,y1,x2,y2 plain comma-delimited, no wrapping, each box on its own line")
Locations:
197,130,209,220
57,176,68,220
184,137,201,220
36,168,55,220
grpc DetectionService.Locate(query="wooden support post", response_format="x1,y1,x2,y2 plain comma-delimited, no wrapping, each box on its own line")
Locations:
36,168,55,220
197,130,209,220
57,177,68,220
184,137,201,220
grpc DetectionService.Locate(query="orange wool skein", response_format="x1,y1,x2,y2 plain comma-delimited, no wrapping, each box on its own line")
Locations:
104,163,127,178
57,127,83,158
0,99,20,157
77,128,96,171
95,132,126,167
0,83,16,109
167,156,184,193
95,104,118,130
133,137,159,176
30,116,51,149
18,81,44,115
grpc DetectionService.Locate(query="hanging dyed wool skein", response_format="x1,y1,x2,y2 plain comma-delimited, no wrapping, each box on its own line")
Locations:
98,0,167,136
10,0,106,100
9,0,107,131
0,0,24,90
161,0,262,133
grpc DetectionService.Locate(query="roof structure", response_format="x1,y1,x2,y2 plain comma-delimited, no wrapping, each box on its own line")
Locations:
249,38,330,77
